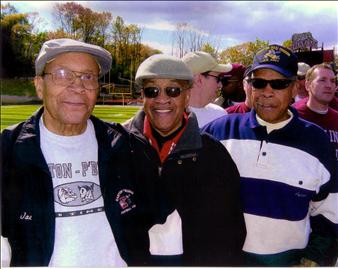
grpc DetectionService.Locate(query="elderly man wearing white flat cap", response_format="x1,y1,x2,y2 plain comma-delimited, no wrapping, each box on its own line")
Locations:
1,38,148,267
123,54,246,266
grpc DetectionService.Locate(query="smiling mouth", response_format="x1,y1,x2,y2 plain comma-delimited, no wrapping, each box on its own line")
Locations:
154,109,171,113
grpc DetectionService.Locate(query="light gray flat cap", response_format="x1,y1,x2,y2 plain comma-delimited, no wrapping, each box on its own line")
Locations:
135,54,193,86
35,38,112,76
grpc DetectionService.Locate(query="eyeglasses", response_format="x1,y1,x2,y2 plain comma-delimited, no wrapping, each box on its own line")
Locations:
205,73,222,83
43,69,99,90
248,78,295,90
143,86,183,98
297,75,305,81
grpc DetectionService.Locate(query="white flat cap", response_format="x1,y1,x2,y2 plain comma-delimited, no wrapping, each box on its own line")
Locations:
35,38,112,76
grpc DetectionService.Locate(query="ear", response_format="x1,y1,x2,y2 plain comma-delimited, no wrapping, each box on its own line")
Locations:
184,88,191,108
195,74,203,86
291,80,298,98
34,76,44,100
304,80,311,93
141,88,145,99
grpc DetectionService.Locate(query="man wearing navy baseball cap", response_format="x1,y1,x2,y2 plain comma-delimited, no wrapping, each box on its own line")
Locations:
202,44,337,266
1,38,148,266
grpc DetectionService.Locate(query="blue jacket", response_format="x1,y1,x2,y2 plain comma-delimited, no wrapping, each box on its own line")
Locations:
202,108,338,266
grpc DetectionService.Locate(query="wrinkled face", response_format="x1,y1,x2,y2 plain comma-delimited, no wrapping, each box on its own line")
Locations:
34,52,99,134
306,67,336,105
200,71,222,103
251,69,296,123
142,78,190,136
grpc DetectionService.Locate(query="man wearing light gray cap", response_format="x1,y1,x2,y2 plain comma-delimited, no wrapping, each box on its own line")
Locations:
1,38,147,266
182,51,232,127
123,53,246,266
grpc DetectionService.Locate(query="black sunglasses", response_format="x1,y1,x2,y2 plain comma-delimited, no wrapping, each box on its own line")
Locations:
220,77,229,86
248,78,295,90
143,86,183,98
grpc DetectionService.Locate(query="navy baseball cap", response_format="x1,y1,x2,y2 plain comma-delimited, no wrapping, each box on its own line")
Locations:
243,65,252,78
250,44,298,78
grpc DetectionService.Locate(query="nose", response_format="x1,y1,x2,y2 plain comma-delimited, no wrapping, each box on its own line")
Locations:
69,77,86,93
154,88,170,103
260,84,274,97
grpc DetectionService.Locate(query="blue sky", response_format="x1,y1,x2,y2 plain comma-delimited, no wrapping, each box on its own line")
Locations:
4,1,338,54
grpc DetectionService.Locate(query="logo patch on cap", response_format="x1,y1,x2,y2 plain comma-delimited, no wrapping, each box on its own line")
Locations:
262,49,280,63
252,44,298,78
261,45,291,64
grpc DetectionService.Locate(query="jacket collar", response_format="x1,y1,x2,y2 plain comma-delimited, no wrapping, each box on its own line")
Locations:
125,109,203,154
15,107,128,165
247,106,301,132
14,107,49,171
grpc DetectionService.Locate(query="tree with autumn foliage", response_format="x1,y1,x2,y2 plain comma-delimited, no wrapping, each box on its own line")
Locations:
219,39,269,66
1,3,42,77
53,2,112,45
2,2,162,83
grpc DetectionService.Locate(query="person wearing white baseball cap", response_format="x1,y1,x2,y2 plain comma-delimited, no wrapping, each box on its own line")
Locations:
294,62,311,102
1,38,148,267
182,51,232,127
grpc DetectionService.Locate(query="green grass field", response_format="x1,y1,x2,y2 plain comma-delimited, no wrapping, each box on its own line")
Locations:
1,105,141,131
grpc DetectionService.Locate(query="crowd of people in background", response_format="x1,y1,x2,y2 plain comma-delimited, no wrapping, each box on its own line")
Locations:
1,38,337,267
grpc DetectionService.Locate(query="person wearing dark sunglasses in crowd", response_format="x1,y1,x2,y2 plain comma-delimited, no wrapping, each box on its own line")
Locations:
180,51,231,128
202,44,337,266
225,65,253,114
123,54,246,266
294,62,311,103
214,63,247,109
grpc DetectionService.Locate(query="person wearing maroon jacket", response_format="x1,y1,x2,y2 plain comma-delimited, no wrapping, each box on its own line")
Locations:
293,65,338,266
214,63,247,109
226,66,252,114
329,96,338,111
293,63,338,162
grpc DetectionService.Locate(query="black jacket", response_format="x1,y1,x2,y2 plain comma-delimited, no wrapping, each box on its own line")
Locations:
1,107,150,266
124,110,246,266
